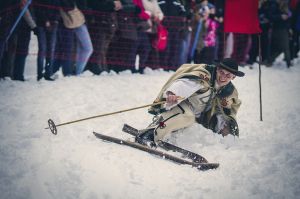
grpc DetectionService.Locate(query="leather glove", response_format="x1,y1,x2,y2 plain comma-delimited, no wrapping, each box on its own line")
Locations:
219,117,239,137
219,124,230,137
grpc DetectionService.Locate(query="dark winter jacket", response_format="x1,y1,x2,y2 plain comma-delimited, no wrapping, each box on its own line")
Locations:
32,0,60,26
87,0,115,12
158,0,186,30
60,0,88,11
116,0,138,40
296,2,300,31
267,0,291,30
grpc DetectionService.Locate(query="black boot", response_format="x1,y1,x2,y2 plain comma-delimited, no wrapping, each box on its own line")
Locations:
136,128,156,147
44,75,55,81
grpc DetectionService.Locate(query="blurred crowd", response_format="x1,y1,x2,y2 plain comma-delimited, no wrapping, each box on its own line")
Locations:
0,0,299,81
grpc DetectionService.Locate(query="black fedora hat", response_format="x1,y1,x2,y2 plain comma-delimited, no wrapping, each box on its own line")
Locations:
218,58,245,77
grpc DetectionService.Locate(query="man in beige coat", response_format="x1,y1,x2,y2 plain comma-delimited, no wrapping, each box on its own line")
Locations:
137,58,244,146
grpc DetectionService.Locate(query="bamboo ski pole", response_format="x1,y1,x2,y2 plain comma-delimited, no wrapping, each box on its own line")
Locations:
45,97,183,135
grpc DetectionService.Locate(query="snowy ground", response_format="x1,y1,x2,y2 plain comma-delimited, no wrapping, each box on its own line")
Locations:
0,37,300,199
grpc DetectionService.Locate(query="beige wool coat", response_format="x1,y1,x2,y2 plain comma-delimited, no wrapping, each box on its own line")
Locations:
148,64,241,130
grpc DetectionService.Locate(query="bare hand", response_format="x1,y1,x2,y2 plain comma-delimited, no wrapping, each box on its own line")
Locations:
166,92,178,105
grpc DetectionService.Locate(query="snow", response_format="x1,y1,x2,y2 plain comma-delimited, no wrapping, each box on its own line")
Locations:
0,37,300,199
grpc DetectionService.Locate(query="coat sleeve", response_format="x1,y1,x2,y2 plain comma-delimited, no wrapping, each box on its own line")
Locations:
163,78,204,110
219,88,241,120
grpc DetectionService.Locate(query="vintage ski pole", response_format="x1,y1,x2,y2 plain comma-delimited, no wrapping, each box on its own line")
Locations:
5,0,32,44
46,97,184,135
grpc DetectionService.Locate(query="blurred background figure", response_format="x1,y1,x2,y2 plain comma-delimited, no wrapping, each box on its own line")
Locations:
190,0,215,64
289,0,300,62
1,0,37,81
85,0,121,75
107,0,138,73
198,5,218,64
0,1,17,78
157,0,186,71
33,0,60,81
59,0,93,75
247,0,272,65
267,0,292,67
132,0,164,73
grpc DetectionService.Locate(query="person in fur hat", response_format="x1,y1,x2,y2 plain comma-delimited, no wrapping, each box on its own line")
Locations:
137,58,244,146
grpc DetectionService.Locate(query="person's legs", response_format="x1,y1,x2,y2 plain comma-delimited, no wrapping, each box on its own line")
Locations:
268,29,290,66
281,30,291,67
44,23,58,78
13,25,31,81
137,31,151,72
86,17,105,75
2,33,18,78
74,24,93,75
101,31,115,72
0,40,5,78
140,102,195,143
60,27,75,76
37,27,47,80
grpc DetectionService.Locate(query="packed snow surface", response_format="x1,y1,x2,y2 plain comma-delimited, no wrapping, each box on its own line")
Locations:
0,39,300,199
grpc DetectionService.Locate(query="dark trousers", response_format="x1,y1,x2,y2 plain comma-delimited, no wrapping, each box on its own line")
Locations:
231,33,251,64
107,36,137,73
134,31,151,72
52,25,75,76
0,9,15,78
2,21,31,80
86,18,115,74
159,30,181,71
268,28,291,67
37,24,58,78
0,41,6,77
248,26,270,64
13,25,31,80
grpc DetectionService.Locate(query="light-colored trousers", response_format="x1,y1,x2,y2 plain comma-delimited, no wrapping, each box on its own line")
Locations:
154,102,195,142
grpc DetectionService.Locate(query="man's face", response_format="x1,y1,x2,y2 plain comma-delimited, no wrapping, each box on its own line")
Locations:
216,67,236,87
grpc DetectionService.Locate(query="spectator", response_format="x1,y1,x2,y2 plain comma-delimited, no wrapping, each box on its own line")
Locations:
157,0,186,71
0,1,17,78
1,0,37,81
133,0,164,73
213,0,225,61
107,0,138,73
295,1,300,56
33,0,60,81
197,6,218,64
85,0,121,75
59,0,93,75
178,0,193,65
247,0,272,65
51,22,75,76
191,1,209,64
267,0,292,67
289,0,300,60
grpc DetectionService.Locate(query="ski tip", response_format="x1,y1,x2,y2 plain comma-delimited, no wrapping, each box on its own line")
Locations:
196,163,220,171
93,132,100,137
